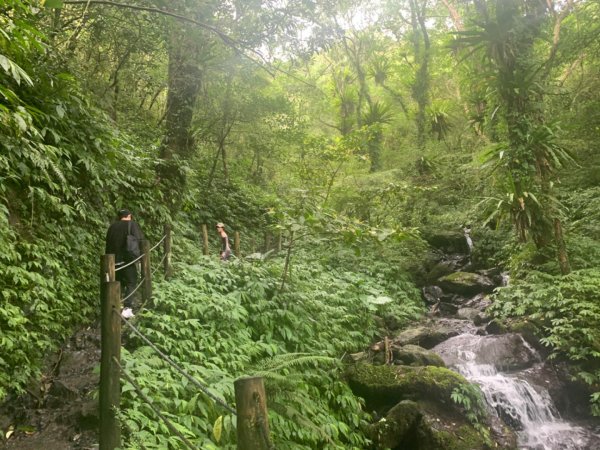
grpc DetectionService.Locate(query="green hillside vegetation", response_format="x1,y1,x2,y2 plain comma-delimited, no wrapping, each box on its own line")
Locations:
2,0,600,447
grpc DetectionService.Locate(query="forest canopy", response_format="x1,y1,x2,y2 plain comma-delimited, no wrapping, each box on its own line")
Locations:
2,0,600,447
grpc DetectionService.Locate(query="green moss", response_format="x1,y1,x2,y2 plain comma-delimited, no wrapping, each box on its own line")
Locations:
347,363,474,409
442,271,479,284
428,424,489,450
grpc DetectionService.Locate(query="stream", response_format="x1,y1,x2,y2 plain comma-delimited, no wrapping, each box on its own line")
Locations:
433,333,600,449
426,232,600,450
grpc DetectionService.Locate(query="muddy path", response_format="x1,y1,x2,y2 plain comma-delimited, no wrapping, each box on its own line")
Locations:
1,326,100,449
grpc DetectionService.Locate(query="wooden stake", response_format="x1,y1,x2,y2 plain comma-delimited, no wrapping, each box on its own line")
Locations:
164,224,172,278
101,254,115,283
99,281,121,450
202,223,209,256
235,377,272,450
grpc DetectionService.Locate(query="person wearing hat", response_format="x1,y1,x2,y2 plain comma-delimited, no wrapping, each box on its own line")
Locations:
105,209,145,318
216,222,231,261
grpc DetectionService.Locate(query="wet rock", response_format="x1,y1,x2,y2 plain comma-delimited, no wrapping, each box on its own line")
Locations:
434,333,539,371
348,363,514,449
422,285,443,305
507,320,548,356
463,293,492,311
438,302,459,315
346,363,477,410
368,400,422,449
438,271,495,296
425,231,471,254
394,325,459,349
457,307,481,321
485,319,508,335
393,344,446,367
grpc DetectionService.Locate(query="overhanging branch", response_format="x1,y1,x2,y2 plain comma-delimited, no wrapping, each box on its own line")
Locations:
62,0,275,76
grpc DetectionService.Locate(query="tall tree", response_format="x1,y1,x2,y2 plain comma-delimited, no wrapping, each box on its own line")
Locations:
457,0,575,274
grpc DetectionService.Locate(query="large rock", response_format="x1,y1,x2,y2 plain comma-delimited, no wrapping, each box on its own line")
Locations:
394,344,446,367
348,363,517,449
438,271,495,296
394,325,459,349
425,231,471,254
346,363,477,408
434,333,539,372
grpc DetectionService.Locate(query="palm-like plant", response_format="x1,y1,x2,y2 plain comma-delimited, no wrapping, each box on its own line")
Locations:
457,0,572,273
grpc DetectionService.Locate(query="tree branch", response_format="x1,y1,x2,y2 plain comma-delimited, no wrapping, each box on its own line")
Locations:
63,0,274,74
62,0,319,89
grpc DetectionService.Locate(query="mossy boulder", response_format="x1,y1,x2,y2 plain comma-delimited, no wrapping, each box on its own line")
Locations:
368,398,516,450
507,319,547,355
348,363,517,449
424,231,470,254
394,325,459,349
346,363,471,410
438,271,495,296
394,345,446,367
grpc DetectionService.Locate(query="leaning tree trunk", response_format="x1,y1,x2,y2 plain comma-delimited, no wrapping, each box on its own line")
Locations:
157,21,202,212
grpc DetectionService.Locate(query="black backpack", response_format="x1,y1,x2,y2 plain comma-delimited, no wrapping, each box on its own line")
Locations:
126,222,141,261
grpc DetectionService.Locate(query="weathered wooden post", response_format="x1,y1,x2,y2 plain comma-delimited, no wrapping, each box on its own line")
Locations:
202,224,209,256
264,232,271,253
99,280,121,450
234,231,240,257
164,223,172,278
234,376,272,450
101,254,116,283
140,239,152,304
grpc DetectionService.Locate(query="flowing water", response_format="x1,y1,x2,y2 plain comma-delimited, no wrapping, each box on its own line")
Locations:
433,333,600,450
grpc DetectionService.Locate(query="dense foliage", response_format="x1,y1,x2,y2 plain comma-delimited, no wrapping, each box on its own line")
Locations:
2,0,600,447
119,227,422,449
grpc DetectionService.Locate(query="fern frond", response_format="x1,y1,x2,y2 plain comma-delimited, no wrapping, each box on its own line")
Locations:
253,352,335,373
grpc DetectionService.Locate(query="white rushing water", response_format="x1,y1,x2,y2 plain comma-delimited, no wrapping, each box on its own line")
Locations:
433,333,600,450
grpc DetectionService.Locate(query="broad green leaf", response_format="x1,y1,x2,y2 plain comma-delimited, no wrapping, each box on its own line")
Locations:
212,415,223,443
42,0,64,8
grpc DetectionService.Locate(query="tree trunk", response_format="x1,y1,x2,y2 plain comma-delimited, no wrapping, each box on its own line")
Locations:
157,21,202,212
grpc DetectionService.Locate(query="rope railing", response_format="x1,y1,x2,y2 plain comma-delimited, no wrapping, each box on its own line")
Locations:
115,232,167,273
114,252,144,272
117,310,237,415
152,252,168,276
100,224,273,450
121,277,145,304
113,357,198,450
150,234,167,252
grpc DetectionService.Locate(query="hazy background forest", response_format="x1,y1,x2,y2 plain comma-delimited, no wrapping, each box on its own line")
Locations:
1,0,600,448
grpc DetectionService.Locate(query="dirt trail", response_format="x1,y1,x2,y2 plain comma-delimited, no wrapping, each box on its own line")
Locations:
1,326,100,449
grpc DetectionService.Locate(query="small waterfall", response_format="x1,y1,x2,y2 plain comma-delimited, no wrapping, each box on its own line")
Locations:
463,226,473,253
434,334,600,450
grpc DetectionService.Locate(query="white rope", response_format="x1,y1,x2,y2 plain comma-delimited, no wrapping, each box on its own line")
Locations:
150,234,167,252
122,277,145,303
114,252,144,272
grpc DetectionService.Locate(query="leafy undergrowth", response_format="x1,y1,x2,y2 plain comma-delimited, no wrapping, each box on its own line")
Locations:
119,242,422,449
490,269,600,416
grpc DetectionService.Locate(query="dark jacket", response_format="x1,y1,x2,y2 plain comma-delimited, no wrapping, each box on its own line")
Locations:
105,220,144,263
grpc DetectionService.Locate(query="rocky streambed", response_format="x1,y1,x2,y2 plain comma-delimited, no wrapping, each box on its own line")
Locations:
345,231,600,450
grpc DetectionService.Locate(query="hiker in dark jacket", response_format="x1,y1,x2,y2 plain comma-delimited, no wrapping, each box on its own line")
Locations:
105,209,144,318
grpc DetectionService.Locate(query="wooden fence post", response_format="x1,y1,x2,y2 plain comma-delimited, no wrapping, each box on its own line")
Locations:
140,239,152,304
234,376,272,450
234,231,240,257
202,224,209,256
164,224,172,278
264,232,271,253
100,280,121,450
101,254,116,283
